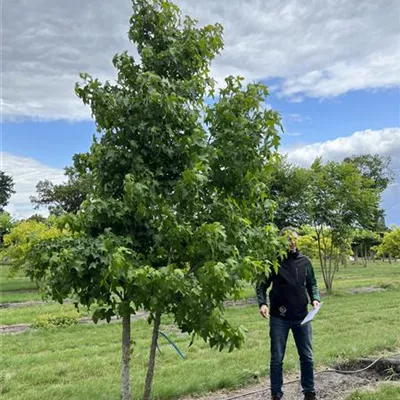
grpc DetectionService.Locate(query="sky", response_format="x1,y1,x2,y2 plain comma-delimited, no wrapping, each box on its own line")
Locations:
1,0,400,224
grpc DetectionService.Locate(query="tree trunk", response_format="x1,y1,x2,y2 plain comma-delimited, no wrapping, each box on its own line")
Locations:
143,312,161,400
364,243,368,267
326,277,333,294
121,313,132,400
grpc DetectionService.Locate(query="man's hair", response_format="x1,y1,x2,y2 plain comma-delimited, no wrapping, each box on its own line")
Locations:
280,226,299,236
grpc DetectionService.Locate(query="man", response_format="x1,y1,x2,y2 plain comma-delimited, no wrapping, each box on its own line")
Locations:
256,228,321,400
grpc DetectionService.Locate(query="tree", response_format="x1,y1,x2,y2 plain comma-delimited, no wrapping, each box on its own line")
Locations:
1,217,67,275
372,227,400,261
0,212,14,246
267,157,310,229
344,154,394,192
352,228,381,265
27,1,284,399
306,158,381,292
344,154,394,230
26,214,48,223
30,167,91,215
296,229,319,259
0,171,15,212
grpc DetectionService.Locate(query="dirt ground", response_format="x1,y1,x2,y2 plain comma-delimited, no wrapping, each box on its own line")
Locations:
181,373,370,400
182,357,400,400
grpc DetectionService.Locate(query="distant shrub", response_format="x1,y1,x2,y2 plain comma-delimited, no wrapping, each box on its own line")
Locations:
34,311,79,329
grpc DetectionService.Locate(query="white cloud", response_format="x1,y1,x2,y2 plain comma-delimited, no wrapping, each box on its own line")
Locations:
286,114,311,123
284,128,400,166
283,127,400,225
1,152,65,219
1,128,399,224
2,0,399,121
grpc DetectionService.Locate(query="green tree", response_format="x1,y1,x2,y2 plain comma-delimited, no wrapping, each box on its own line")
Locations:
0,212,14,246
372,227,400,261
344,154,394,229
344,154,394,191
27,1,284,399
352,228,381,265
0,171,15,212
1,218,67,275
267,157,310,229
30,167,91,215
296,231,319,259
306,158,381,292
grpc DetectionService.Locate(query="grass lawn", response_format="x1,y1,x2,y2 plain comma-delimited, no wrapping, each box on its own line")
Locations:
1,261,398,304
325,261,400,291
346,383,400,400
0,290,42,303
1,261,399,399
0,264,38,302
1,286,400,400
0,302,87,325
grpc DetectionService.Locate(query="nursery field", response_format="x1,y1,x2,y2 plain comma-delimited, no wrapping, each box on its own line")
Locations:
1,261,399,400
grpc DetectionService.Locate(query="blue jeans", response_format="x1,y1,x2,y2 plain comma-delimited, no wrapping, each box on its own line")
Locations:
269,316,314,396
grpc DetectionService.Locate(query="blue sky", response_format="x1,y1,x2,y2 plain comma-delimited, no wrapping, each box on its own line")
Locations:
3,87,398,167
2,0,399,224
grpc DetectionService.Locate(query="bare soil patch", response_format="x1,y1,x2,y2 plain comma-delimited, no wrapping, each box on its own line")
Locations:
347,287,386,294
180,356,400,400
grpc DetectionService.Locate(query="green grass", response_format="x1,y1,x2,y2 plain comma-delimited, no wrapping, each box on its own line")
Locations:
1,260,398,304
0,291,42,303
1,261,400,399
0,264,38,301
347,383,400,400
1,287,400,400
323,261,400,292
0,278,37,293
0,303,88,325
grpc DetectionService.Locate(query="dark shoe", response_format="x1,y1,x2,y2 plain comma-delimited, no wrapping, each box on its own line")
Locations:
271,393,283,400
304,392,316,400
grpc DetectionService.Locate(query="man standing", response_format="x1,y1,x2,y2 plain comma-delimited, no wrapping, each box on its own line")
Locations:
256,228,321,400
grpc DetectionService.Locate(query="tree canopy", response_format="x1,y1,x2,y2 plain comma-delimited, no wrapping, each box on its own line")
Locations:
0,171,15,212
26,1,285,399
30,167,91,215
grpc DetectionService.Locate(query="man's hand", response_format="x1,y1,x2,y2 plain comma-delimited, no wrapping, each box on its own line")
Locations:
312,300,320,309
259,304,269,319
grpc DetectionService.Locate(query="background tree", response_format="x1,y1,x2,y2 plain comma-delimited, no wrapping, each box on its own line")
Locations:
306,158,381,292
1,217,67,275
296,233,319,259
0,171,15,212
344,154,394,230
25,214,48,223
351,228,381,265
296,226,319,259
27,1,285,399
30,167,91,215
344,154,394,191
0,212,14,247
372,226,400,262
267,157,310,229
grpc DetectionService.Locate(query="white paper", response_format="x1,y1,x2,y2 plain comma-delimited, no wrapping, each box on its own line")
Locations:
300,302,323,325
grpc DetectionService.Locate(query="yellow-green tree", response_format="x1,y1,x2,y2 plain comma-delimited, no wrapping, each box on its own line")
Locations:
297,233,319,259
372,227,400,261
1,217,67,275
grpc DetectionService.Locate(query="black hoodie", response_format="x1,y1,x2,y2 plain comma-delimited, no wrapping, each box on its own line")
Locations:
256,251,321,320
